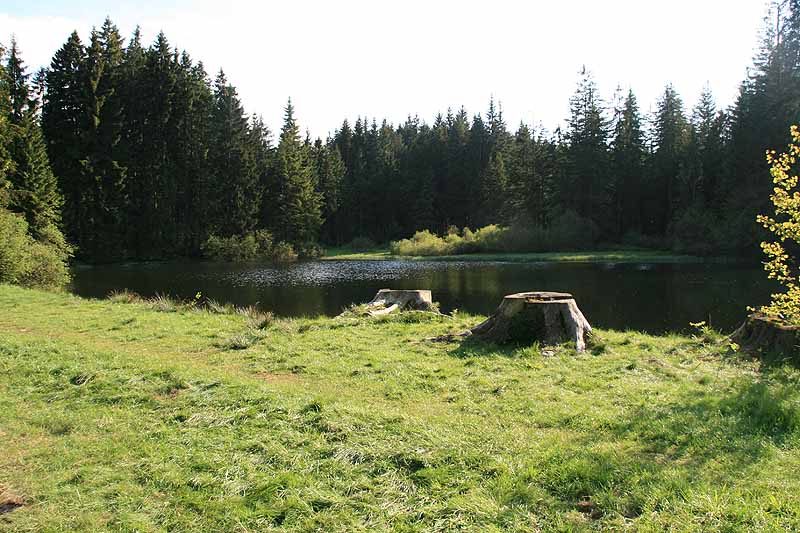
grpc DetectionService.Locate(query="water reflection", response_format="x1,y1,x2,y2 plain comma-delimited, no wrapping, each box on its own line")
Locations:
70,260,772,333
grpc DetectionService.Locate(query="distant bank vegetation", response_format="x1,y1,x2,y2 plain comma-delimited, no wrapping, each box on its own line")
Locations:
390,211,601,256
201,230,322,262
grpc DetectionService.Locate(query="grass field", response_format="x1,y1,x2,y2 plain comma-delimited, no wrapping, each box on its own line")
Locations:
1,284,800,531
322,247,706,263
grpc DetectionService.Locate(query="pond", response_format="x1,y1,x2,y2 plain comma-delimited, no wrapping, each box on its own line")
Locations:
69,259,772,334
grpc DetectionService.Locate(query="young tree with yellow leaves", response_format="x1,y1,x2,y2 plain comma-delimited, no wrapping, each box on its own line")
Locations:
757,125,800,323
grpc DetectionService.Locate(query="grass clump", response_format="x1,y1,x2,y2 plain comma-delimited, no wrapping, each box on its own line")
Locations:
2,284,800,531
218,327,263,350
107,289,141,304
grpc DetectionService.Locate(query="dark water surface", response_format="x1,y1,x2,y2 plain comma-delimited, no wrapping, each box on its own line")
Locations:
70,259,772,334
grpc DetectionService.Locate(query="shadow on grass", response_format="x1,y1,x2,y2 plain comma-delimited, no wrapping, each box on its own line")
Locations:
444,335,541,359
616,376,799,468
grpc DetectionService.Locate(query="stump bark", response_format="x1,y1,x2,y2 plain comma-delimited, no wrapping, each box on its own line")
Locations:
469,292,592,352
730,313,800,359
363,289,436,316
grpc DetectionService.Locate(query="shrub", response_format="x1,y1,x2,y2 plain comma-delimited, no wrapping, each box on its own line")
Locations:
297,242,323,259
496,223,550,252
348,236,376,251
20,241,72,288
0,208,71,289
547,210,600,250
201,234,258,261
390,230,450,256
0,208,31,284
202,231,299,262
671,206,720,256
472,224,506,251
622,230,666,250
388,213,602,257
271,241,298,262
254,229,274,256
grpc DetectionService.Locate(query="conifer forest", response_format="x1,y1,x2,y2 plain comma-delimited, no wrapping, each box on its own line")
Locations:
1,3,799,263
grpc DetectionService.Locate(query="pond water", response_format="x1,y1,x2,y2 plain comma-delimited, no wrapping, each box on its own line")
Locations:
70,259,772,334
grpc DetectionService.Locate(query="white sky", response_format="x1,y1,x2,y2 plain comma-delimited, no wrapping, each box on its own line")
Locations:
0,0,768,139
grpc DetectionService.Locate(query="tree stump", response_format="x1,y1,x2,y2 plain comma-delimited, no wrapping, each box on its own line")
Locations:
730,313,800,359
362,289,437,316
470,292,592,352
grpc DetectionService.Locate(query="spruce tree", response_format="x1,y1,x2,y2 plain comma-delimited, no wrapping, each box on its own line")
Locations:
648,84,690,235
313,138,345,244
208,70,260,237
442,107,471,228
126,31,177,257
4,41,63,234
691,87,726,209
564,67,610,226
0,45,13,202
465,113,489,228
42,31,86,248
6,38,30,123
274,99,322,246
610,89,646,237
480,152,508,224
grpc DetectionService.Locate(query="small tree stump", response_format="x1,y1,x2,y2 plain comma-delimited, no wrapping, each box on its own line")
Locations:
362,289,436,316
470,292,592,351
730,313,800,358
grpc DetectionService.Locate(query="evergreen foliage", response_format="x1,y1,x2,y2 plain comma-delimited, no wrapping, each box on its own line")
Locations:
6,2,800,265
274,99,322,247
0,41,72,288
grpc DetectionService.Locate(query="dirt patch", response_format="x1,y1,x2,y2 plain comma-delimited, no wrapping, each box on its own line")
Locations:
154,388,184,401
0,486,24,514
576,498,602,519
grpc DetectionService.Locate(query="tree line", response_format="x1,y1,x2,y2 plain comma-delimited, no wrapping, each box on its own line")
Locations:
2,1,799,264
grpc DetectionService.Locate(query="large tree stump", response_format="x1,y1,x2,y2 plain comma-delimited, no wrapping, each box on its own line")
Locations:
730,313,800,359
469,292,592,352
360,289,437,316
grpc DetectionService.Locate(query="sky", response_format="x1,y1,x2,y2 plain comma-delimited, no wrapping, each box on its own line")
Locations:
0,0,769,139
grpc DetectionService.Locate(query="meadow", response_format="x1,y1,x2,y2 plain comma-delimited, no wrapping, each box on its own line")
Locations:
1,285,799,531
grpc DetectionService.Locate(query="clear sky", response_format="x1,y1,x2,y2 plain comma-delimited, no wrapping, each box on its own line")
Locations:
0,0,768,139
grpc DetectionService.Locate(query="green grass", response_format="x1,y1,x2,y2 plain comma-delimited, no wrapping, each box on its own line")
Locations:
2,284,800,531
323,247,706,263
322,246,393,260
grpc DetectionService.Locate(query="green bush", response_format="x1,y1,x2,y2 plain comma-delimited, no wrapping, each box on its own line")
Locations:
254,229,274,256
201,234,259,261
0,208,71,289
348,236,376,251
622,230,667,250
548,210,601,250
390,230,450,256
671,206,720,256
388,212,602,256
202,231,298,262
297,242,323,260
0,209,30,283
271,241,298,262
